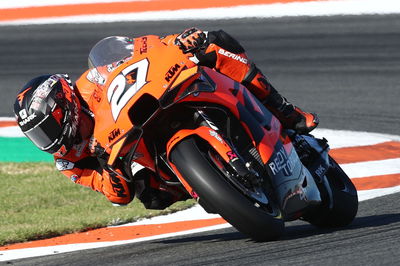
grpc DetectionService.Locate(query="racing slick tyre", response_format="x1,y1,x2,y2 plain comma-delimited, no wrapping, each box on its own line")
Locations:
303,156,358,227
170,137,284,241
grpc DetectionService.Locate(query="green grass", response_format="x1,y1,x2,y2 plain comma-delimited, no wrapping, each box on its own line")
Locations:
0,162,195,246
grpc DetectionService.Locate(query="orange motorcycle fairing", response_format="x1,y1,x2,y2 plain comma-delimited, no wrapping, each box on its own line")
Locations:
91,35,196,154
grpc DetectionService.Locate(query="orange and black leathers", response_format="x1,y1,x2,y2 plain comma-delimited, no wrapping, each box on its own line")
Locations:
52,92,133,205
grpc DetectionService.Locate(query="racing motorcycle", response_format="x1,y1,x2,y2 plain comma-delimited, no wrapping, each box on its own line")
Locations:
87,35,358,241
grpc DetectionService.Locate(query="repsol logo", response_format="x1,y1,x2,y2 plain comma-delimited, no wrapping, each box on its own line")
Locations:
218,48,248,64
268,147,297,176
108,128,121,142
165,64,181,82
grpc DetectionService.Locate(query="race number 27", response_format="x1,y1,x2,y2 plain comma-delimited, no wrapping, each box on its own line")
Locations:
107,58,149,120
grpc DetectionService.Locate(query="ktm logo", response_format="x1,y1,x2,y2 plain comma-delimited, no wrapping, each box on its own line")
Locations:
110,173,127,198
108,128,121,142
165,64,181,82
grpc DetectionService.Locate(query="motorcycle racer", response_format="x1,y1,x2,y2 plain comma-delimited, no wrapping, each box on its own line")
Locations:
14,28,318,208
174,28,318,134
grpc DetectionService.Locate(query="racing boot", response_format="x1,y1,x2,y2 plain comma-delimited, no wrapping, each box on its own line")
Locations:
242,66,319,134
134,168,190,210
263,89,319,134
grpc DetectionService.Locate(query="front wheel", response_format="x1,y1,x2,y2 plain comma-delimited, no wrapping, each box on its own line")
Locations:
170,137,284,241
303,156,358,227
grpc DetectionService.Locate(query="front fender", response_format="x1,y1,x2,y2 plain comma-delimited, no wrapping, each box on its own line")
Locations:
166,126,235,163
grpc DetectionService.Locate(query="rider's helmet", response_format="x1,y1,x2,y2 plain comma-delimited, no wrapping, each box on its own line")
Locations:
14,74,81,156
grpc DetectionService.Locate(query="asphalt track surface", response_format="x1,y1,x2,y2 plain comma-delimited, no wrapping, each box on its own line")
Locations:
1,14,400,265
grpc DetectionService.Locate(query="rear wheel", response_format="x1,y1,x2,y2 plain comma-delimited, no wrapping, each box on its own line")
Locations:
303,156,358,227
170,137,284,241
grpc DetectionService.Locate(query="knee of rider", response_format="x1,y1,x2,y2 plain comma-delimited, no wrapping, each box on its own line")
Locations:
241,65,273,100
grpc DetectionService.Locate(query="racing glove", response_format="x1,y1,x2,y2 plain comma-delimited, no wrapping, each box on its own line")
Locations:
175,27,207,54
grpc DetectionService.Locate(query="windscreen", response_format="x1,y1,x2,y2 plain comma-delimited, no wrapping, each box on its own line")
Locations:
88,36,134,83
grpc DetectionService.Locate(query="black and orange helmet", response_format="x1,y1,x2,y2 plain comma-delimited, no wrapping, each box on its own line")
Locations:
14,74,81,156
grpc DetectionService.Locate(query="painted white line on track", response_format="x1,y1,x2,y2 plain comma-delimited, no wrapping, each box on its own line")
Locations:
357,185,400,201
1,0,400,25
0,223,232,262
311,128,400,148
342,158,400,179
0,0,143,9
111,204,221,227
0,127,23,138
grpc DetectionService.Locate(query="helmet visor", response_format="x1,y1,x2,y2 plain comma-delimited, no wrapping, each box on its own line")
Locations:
24,114,63,151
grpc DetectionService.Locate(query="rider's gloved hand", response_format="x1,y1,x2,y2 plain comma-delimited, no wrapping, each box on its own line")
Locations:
175,27,207,54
